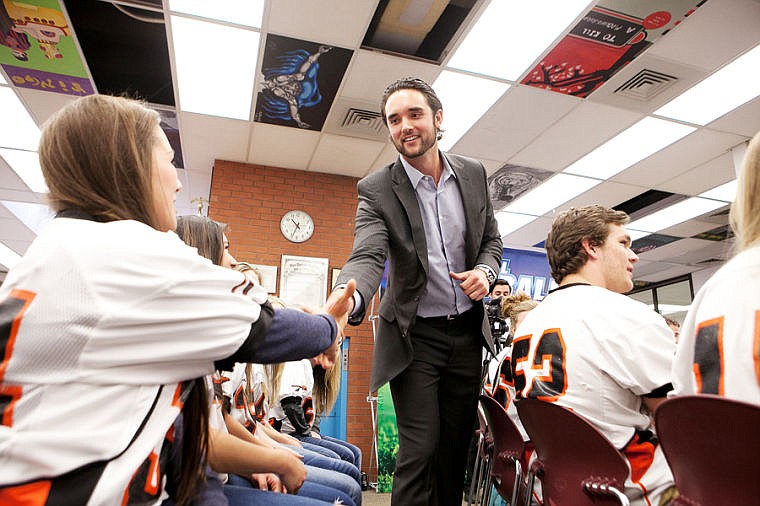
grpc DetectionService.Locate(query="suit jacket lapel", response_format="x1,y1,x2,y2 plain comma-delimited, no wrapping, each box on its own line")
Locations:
390,159,429,275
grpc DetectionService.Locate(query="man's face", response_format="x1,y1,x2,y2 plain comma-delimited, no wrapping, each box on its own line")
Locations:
597,224,639,293
490,284,510,299
384,88,442,160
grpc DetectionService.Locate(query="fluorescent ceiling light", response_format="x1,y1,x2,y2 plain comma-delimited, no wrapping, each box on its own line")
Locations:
0,72,6,85
0,87,41,151
699,179,736,202
495,211,537,236
563,117,695,179
447,0,588,81
656,43,760,125
627,197,727,233
168,0,264,28
1,200,53,234
0,241,21,271
504,173,601,216
0,148,47,193
434,71,509,151
171,15,260,120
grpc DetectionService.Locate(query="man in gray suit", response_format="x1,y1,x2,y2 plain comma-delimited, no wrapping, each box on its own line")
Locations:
329,77,502,505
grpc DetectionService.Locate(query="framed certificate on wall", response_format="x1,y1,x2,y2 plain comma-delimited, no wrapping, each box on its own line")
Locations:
279,255,329,308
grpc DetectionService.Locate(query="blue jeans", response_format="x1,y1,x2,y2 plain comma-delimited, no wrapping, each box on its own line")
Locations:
286,444,361,484
226,472,355,506
302,441,341,460
295,435,358,469
320,435,362,472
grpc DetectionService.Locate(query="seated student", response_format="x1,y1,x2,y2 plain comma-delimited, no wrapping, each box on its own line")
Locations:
672,130,760,403
484,292,538,439
176,215,360,505
268,355,362,479
0,95,354,505
512,205,676,506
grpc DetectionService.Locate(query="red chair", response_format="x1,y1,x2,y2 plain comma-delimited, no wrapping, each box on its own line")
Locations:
479,394,526,506
467,401,493,505
654,394,760,505
516,398,630,506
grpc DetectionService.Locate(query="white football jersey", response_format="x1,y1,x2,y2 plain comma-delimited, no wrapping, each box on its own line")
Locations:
672,245,760,403
513,284,675,506
485,345,529,441
0,218,268,504
268,359,314,433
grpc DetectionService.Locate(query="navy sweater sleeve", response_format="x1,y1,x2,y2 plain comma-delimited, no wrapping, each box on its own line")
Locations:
215,306,337,370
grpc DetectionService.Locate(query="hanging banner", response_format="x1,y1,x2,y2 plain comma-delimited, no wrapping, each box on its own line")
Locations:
520,0,707,97
0,0,94,96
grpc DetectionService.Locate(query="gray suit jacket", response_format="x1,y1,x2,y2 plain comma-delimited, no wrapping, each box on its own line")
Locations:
337,153,503,392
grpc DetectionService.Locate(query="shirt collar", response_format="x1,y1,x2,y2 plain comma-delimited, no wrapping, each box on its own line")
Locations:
400,151,456,190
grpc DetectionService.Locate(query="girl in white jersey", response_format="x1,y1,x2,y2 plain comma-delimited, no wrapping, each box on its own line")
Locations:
672,130,760,403
0,95,354,506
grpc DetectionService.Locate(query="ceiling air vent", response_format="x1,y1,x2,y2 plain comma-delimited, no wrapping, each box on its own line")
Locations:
614,69,678,101
342,108,385,137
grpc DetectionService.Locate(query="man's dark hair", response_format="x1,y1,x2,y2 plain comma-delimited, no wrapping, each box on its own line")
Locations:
380,77,444,140
491,278,511,294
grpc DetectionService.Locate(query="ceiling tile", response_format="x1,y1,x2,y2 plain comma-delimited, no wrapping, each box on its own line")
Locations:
339,50,440,103
612,129,747,187
180,112,251,171
708,95,760,138
308,133,385,177
502,215,553,250
658,217,729,239
558,180,648,213
247,122,320,170
657,152,736,195
638,237,715,262
637,264,703,283
453,85,580,162
510,101,643,171
16,87,77,126
267,0,378,48
647,0,760,71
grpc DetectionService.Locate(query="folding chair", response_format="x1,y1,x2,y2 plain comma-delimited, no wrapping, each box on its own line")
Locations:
516,398,630,506
479,394,526,506
654,394,760,505
467,401,493,505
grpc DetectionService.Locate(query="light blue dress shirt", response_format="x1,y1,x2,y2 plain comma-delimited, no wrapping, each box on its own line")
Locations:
400,154,473,318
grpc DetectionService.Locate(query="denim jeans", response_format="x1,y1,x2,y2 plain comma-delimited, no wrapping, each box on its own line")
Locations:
226,472,355,505
285,444,361,484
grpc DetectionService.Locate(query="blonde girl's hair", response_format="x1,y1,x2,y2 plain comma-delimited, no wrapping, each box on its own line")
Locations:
313,357,341,415
236,262,264,285
39,94,163,228
730,131,760,252
500,291,539,335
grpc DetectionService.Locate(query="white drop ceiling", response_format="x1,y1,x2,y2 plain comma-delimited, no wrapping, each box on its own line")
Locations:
1,0,759,289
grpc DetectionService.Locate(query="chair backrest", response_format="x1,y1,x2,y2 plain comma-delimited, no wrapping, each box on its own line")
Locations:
654,394,760,505
516,398,630,506
479,394,526,503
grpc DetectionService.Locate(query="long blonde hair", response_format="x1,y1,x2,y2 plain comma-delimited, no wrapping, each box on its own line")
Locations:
730,131,760,251
500,292,539,338
39,94,162,228
313,355,341,415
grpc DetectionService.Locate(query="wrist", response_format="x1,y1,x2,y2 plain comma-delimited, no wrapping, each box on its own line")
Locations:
475,264,496,285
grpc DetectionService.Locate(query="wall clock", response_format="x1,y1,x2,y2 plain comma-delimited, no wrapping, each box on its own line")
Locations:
280,210,314,243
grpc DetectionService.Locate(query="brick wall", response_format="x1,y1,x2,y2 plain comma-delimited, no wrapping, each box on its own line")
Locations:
209,159,377,475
